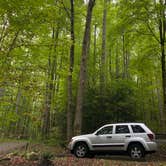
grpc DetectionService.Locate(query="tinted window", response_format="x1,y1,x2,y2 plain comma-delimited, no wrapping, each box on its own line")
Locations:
131,125,145,133
115,125,130,134
97,126,113,135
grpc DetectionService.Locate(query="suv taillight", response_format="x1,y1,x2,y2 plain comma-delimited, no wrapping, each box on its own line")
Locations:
147,133,154,141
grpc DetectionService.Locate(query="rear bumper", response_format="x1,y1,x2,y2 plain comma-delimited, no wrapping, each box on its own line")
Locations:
146,142,157,152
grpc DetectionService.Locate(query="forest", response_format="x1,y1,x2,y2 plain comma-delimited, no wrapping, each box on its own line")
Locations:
0,0,166,146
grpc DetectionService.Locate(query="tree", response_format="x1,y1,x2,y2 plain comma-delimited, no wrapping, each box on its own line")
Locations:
74,0,96,135
67,0,75,141
100,0,108,93
42,26,59,138
158,0,166,131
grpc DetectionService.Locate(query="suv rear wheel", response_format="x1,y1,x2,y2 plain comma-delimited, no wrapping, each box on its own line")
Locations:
128,143,145,159
74,142,88,158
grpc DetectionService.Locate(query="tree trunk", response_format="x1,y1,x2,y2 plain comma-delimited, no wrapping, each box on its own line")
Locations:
67,0,75,141
159,0,166,132
100,0,107,93
15,88,21,114
108,47,112,80
42,27,59,138
92,24,97,84
156,75,163,129
42,81,51,138
115,43,120,79
122,34,129,79
74,0,96,136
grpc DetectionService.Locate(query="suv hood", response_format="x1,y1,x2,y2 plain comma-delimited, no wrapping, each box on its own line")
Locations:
72,134,93,140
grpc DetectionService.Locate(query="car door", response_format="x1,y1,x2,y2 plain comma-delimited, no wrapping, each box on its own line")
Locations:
91,125,114,151
111,125,132,150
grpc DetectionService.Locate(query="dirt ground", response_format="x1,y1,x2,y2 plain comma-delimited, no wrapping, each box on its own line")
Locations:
0,141,165,166
0,155,166,166
0,142,27,156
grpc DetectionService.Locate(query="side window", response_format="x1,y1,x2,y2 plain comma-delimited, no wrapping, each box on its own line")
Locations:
131,125,145,133
97,126,113,135
115,125,130,134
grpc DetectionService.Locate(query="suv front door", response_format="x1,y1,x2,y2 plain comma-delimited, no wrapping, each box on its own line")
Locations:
91,125,114,151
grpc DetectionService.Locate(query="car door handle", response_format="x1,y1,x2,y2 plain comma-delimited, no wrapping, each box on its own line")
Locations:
106,136,112,138
125,135,131,138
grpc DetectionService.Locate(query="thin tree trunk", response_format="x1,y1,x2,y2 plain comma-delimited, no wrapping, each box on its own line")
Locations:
100,0,107,93
150,80,155,122
156,75,163,129
15,88,21,113
122,34,129,79
67,0,75,141
126,49,130,78
74,0,96,136
115,43,120,79
42,27,59,138
6,30,20,57
122,34,126,79
42,79,52,138
92,24,97,84
140,77,145,122
109,47,112,80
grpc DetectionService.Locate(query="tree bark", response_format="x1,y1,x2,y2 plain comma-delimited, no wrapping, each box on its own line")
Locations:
74,0,96,136
67,0,75,141
115,43,120,79
156,75,163,128
122,34,129,79
122,34,126,79
92,24,97,84
42,27,59,138
100,0,107,93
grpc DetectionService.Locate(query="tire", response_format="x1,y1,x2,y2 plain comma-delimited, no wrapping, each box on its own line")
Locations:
74,142,89,158
128,143,145,159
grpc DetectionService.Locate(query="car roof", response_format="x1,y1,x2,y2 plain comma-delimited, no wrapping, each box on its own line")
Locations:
103,123,145,126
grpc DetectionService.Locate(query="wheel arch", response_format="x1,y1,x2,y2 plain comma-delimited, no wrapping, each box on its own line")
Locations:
127,141,145,151
73,140,90,151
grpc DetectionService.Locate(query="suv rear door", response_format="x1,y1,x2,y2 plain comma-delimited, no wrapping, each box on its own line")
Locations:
111,124,132,150
130,124,150,141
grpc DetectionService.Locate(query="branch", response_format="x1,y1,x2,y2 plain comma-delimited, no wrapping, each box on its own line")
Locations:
135,29,156,36
60,0,70,18
146,21,160,43
6,30,20,57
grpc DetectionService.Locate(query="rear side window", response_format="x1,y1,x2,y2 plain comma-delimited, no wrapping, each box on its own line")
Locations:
115,125,130,134
131,125,145,133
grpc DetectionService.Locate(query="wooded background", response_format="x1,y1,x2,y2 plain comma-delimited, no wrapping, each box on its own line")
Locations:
0,0,166,145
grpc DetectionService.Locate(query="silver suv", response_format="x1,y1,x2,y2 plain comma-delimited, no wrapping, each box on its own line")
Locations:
68,123,157,159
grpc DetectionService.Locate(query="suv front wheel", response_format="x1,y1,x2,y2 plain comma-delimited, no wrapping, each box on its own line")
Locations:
74,142,89,158
128,143,145,159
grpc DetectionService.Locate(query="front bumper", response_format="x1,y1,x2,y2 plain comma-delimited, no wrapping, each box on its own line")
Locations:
68,142,74,154
68,141,73,150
